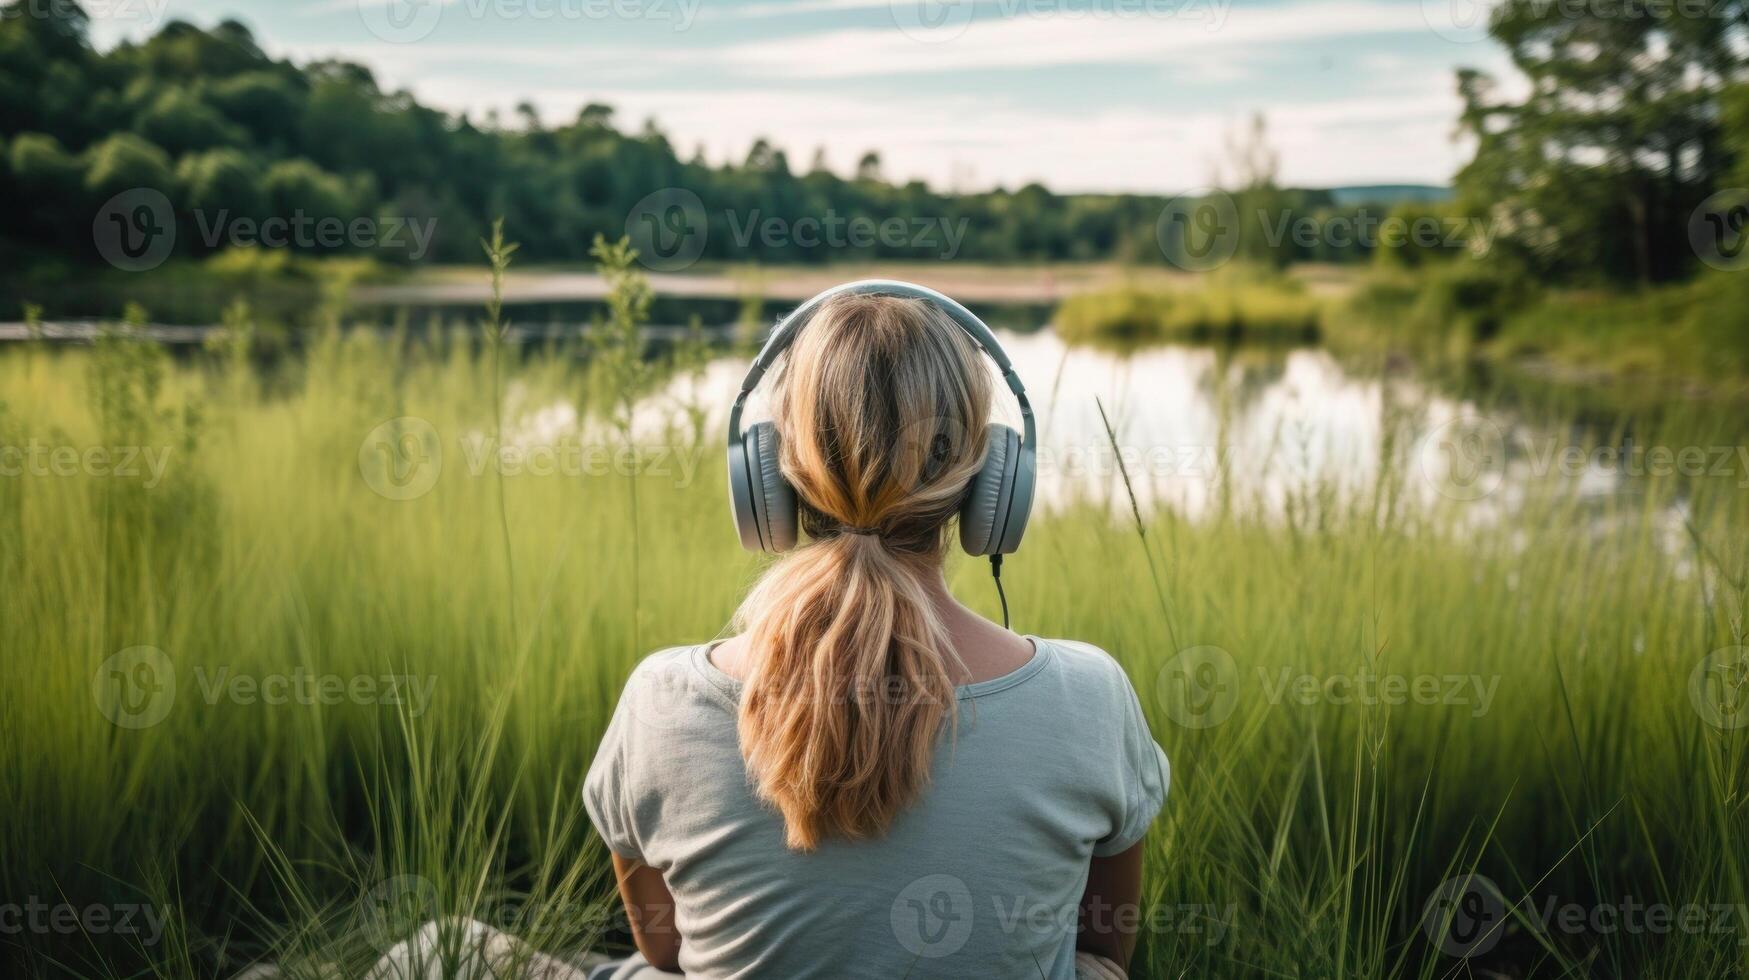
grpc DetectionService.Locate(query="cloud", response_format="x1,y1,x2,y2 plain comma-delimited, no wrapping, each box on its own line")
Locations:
714,0,1435,79
134,0,1515,189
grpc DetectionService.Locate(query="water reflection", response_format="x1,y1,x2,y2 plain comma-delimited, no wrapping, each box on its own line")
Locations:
500,327,1719,545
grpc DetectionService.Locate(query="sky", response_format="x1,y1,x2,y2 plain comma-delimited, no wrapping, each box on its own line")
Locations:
85,0,1518,193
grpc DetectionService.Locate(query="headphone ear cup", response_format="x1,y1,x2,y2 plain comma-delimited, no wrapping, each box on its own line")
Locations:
959,424,1024,556
994,429,1034,554
733,421,796,552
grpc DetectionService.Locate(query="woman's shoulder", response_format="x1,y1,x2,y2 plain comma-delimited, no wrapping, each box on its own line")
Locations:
609,644,739,734
627,644,700,677
1035,636,1125,676
1030,636,1147,704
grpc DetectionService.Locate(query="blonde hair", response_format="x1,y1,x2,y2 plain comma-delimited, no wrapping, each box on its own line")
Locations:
733,294,994,851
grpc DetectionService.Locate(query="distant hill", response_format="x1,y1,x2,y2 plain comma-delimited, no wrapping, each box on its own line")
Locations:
1321,185,1454,206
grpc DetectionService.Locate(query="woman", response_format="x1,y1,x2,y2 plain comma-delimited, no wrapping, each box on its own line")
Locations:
582,284,1170,979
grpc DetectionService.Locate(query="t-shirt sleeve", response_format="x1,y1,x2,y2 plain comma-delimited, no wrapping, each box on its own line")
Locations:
1093,664,1171,857
582,681,645,862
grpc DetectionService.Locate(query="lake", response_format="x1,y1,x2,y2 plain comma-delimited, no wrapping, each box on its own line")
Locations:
466,301,1727,557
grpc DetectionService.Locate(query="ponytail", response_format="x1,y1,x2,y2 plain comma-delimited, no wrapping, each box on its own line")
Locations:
732,295,992,851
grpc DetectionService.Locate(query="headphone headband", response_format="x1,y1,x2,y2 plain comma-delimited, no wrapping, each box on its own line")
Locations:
728,279,1034,450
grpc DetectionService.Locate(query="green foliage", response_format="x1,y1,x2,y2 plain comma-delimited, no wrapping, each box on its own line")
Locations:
1725,83,1749,190
9,130,79,192
1494,268,1749,383
136,87,245,157
81,131,173,199
1055,271,1324,346
176,146,264,216
1339,260,1749,390
202,296,254,367
587,235,655,433
1370,202,1475,270
260,157,362,225
206,70,304,145
1453,0,1748,284
20,299,42,341
1338,263,1535,359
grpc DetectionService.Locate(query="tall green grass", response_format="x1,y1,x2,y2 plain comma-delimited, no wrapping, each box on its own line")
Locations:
2,284,1747,978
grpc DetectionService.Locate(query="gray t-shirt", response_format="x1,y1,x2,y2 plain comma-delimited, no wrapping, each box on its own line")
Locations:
583,637,1170,980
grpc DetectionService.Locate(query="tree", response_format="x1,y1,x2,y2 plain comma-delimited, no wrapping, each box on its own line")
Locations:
261,158,361,228
744,137,780,173
1455,0,1748,283
855,150,883,182
177,147,263,219
10,132,80,194
208,71,304,148
1214,112,1294,268
137,89,245,156
83,132,174,200
7,132,83,247
577,103,614,129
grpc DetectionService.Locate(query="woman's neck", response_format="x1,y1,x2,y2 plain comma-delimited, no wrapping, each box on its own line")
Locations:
711,564,1032,686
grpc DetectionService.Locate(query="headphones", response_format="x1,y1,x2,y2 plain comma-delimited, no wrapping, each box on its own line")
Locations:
726,280,1036,557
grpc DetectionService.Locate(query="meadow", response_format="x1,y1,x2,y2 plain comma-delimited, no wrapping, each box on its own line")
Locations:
2,276,1748,979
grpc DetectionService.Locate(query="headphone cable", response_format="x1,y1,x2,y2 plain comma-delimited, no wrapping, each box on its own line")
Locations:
990,555,1009,630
